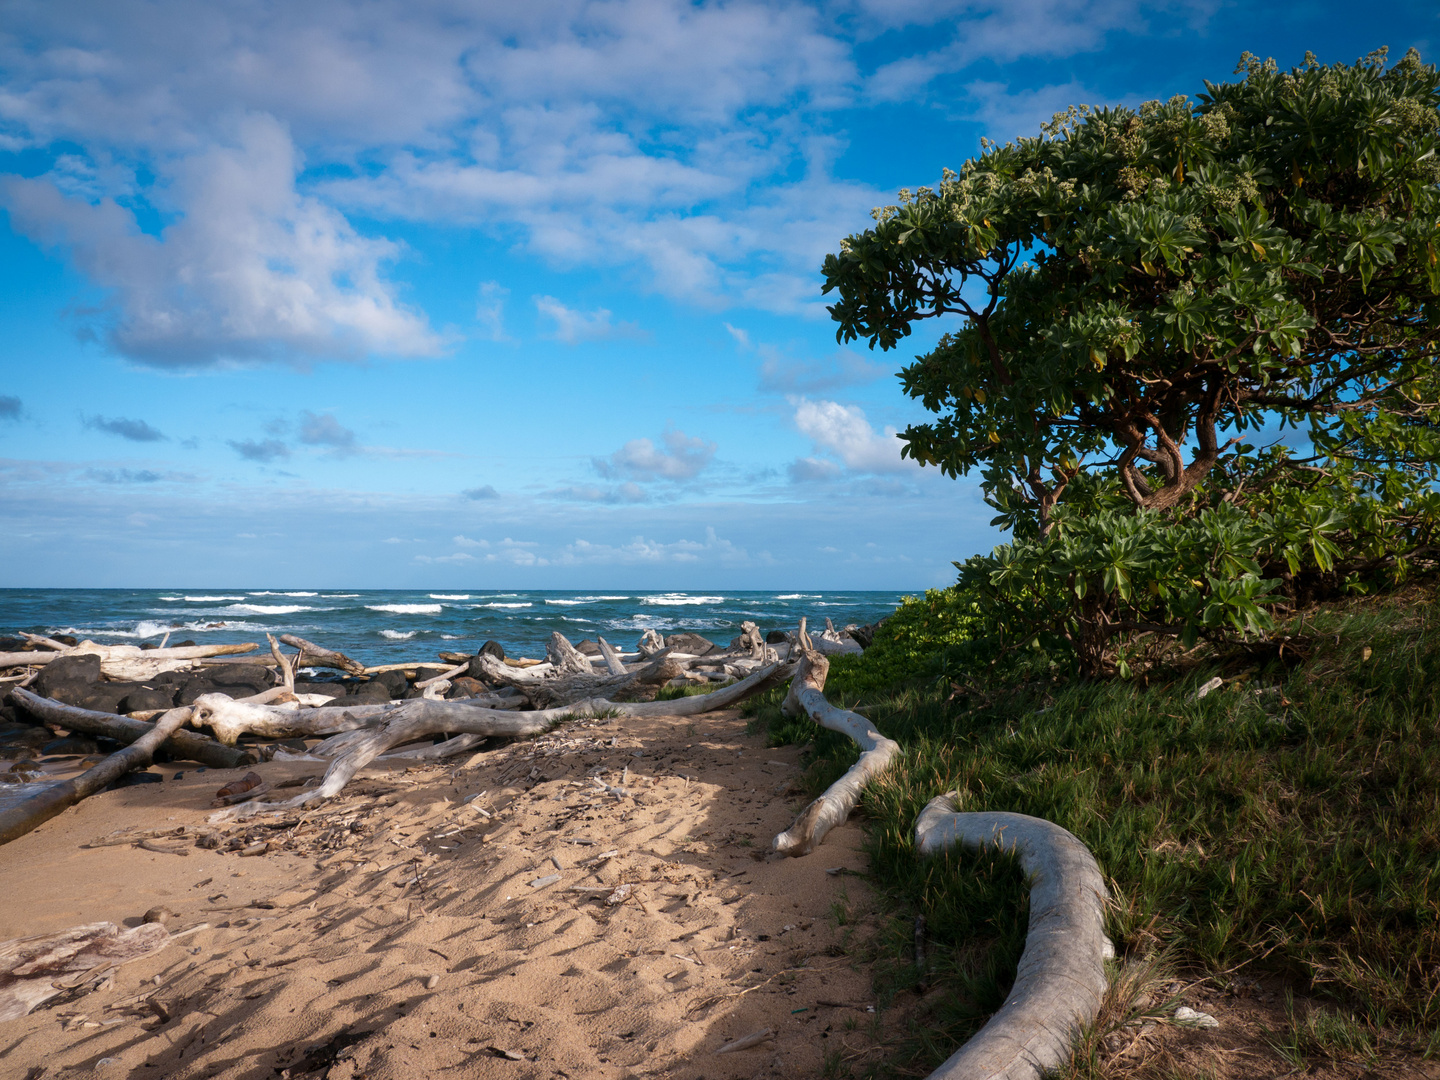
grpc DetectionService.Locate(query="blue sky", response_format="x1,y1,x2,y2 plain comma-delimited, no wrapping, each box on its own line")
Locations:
0,0,1434,589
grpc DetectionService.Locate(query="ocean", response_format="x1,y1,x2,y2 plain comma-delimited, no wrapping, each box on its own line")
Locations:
0,589,914,663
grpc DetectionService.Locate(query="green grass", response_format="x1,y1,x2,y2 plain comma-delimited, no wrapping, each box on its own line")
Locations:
751,592,1440,1072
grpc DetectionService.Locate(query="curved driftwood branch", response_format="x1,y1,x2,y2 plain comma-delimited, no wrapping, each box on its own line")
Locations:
209,661,796,819
771,648,900,857
278,634,365,675
9,688,254,769
0,705,195,846
914,796,1112,1080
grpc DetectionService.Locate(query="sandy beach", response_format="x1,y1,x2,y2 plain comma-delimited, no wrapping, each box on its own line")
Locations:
0,706,895,1079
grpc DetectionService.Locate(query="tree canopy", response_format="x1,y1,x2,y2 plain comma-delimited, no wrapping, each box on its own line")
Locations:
823,48,1440,536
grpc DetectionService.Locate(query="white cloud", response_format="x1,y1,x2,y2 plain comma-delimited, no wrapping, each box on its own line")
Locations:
452,535,489,548
557,526,748,566
792,396,912,473
594,428,716,482
297,410,358,452
415,551,476,564
723,322,751,349
1,115,441,367
534,295,644,344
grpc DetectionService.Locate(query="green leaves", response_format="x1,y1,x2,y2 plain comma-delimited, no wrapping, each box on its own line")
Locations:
822,49,1440,528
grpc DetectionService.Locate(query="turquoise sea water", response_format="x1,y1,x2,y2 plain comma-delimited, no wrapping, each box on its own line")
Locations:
0,589,911,663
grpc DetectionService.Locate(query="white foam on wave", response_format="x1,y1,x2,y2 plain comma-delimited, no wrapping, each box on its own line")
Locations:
367,603,442,614
478,602,531,609
545,599,589,606
323,594,360,598
430,594,470,600
640,594,724,606
183,595,247,602
381,629,419,640
158,596,182,601
250,591,318,597
776,594,820,600
224,603,316,615
577,595,629,601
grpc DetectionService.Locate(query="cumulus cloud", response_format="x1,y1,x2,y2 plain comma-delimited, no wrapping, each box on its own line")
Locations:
534,296,644,345
792,397,910,473
557,526,748,566
228,437,291,462
788,456,842,484
83,414,167,442
594,428,716,482
0,396,22,421
462,485,499,500
549,483,649,504
297,410,358,452
1,116,441,367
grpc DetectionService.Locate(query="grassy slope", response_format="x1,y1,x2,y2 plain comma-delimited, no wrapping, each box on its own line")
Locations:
747,591,1440,1074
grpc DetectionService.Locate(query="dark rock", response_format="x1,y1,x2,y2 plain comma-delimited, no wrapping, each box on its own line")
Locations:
43,735,100,756
174,640,197,648
850,623,879,650
480,640,506,660
198,665,274,692
151,670,188,687
766,630,790,644
119,688,177,713
574,639,601,656
664,633,714,655
176,683,228,706
103,771,162,790
349,682,392,704
0,726,52,751
0,637,27,651
372,670,409,696
447,677,487,699
48,681,131,714
52,634,79,647
33,654,101,697
140,642,157,650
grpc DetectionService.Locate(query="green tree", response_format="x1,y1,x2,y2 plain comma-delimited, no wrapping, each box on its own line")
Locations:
823,48,1440,538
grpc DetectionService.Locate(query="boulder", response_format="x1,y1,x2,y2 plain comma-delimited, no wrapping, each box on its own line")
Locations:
42,735,100,756
176,682,225,706
33,654,101,698
349,682,393,704
765,629,790,645
664,633,714,656
446,676,488,700
200,665,274,693
574,639,602,656
480,640,506,660
119,688,177,713
850,623,879,649
372,670,409,696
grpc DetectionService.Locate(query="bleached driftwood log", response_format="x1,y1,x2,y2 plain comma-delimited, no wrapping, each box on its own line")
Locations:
637,628,665,657
0,921,173,1021
737,621,765,661
0,704,195,846
210,661,796,818
471,644,681,709
546,631,594,675
913,796,1112,1080
0,641,259,679
8,688,253,769
279,634,365,675
597,637,628,676
771,648,900,857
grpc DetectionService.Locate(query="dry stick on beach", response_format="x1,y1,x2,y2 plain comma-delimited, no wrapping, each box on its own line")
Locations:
0,704,196,845
206,661,796,820
278,634,366,676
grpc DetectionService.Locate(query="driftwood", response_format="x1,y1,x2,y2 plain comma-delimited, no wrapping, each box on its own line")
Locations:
0,641,258,679
771,648,900,857
0,921,172,1021
637,628,665,657
279,634,365,675
9,688,253,769
471,643,682,709
546,631,593,676
0,704,195,846
597,637,627,676
914,797,1112,1080
209,661,796,818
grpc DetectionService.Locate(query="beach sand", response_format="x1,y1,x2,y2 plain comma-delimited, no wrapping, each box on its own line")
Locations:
0,708,895,1078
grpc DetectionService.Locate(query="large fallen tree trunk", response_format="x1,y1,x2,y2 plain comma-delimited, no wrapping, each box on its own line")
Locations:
209,661,796,819
913,796,1112,1080
9,688,254,769
770,648,900,857
0,705,195,846
470,646,684,708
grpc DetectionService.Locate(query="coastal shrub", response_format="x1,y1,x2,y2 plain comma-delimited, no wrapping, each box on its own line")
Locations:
821,48,1440,676
823,587,987,696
